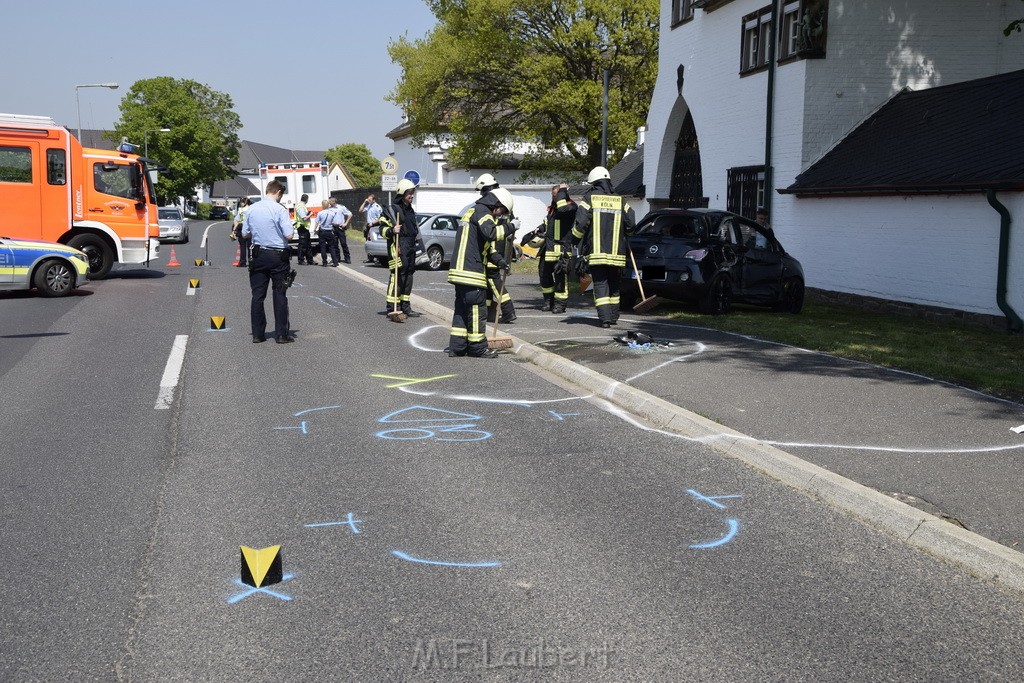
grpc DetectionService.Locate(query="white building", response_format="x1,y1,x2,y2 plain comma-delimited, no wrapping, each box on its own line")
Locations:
645,0,1024,327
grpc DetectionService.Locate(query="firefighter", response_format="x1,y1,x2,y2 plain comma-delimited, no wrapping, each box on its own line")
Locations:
568,166,636,328
381,179,421,317
484,216,517,325
539,183,575,313
447,188,514,358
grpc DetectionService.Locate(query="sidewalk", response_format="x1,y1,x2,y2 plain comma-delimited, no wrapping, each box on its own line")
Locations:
340,263,1024,594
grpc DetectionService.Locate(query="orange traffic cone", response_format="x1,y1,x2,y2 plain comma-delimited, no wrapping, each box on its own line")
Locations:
167,245,181,267
232,243,241,267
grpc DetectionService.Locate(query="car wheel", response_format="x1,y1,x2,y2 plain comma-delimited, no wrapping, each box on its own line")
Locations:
67,234,113,279
699,274,732,315
775,277,805,314
376,256,388,267
33,259,76,297
182,228,190,244
426,245,444,271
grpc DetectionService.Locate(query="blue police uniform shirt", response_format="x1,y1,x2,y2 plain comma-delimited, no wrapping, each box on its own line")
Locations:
332,204,352,227
242,197,294,248
365,202,382,224
316,207,335,232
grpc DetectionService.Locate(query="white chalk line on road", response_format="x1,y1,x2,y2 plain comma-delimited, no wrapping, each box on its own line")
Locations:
155,335,188,410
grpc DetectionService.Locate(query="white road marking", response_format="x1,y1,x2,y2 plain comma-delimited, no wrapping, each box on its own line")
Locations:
200,221,229,249
1013,424,1024,434
154,335,188,410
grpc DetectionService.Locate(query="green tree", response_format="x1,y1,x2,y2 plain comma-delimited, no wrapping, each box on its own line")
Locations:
388,0,658,173
326,143,380,187
111,77,241,203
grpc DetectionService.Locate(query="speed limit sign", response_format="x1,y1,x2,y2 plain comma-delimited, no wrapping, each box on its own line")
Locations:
380,156,398,174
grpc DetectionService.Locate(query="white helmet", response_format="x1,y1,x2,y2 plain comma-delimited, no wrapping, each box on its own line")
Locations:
396,178,417,195
475,173,497,191
491,187,514,213
587,166,611,183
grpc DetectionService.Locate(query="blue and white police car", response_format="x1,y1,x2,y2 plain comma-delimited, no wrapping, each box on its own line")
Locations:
0,237,91,297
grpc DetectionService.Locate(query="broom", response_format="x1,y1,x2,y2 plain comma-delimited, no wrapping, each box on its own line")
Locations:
386,243,407,323
627,246,664,314
487,270,514,351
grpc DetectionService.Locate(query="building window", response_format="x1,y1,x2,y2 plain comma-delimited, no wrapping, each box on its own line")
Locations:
47,149,66,185
740,6,772,74
302,174,316,194
672,0,694,26
0,146,32,183
726,166,765,219
779,1,801,59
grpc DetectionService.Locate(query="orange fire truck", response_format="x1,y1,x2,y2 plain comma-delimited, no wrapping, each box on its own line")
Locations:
0,113,160,278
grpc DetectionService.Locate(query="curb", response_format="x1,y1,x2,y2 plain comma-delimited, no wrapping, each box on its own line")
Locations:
337,264,1024,595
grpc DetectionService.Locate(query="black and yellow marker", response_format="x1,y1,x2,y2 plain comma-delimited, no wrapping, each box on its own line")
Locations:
194,259,204,267
210,316,226,330
240,545,283,587
189,278,200,289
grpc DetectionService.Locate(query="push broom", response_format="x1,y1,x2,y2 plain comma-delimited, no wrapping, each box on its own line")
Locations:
386,244,407,323
627,246,664,314
487,272,514,351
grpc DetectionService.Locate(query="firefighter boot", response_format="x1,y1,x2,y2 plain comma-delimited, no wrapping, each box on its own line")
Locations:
542,294,554,312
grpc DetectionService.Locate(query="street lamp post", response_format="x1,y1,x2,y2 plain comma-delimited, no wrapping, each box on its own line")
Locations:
144,128,171,158
75,83,119,140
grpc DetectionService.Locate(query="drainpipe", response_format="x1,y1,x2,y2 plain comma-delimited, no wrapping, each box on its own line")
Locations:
986,189,1023,333
763,0,780,215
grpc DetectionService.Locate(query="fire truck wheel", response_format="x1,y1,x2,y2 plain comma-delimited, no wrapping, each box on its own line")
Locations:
68,234,113,279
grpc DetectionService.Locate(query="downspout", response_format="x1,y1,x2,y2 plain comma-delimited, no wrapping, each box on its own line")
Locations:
986,189,1023,333
763,0,780,215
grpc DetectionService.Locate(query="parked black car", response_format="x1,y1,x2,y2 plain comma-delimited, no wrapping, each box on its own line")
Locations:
620,208,804,314
209,205,231,220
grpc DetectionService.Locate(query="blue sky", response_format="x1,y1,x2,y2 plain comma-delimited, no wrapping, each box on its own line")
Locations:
5,0,437,159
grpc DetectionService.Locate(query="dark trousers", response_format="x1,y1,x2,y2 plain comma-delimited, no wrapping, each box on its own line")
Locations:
319,230,340,265
486,269,516,322
449,284,488,356
334,228,351,262
297,229,313,264
249,248,291,339
590,264,621,324
237,234,250,266
386,253,415,312
539,258,568,307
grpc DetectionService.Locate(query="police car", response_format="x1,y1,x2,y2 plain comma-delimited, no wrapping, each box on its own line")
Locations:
0,237,91,297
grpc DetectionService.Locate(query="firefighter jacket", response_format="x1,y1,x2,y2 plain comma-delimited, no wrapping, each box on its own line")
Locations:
542,187,575,262
449,195,501,288
484,216,512,272
381,200,420,268
570,180,636,267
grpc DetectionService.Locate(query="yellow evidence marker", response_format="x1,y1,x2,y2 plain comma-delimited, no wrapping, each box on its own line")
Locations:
194,259,204,267
189,278,200,289
210,316,226,330
240,545,283,588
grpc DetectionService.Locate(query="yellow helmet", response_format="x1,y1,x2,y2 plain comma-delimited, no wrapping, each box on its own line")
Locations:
396,178,417,195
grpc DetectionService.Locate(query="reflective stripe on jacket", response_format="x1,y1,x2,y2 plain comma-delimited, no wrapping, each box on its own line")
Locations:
571,189,636,267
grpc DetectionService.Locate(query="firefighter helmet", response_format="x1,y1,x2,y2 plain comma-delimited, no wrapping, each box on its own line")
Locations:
491,187,514,213
587,166,611,183
396,178,417,195
475,173,497,191
527,234,545,249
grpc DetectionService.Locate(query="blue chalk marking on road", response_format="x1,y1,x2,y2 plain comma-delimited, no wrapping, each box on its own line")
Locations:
686,488,742,510
689,519,740,549
548,410,580,421
391,550,501,568
227,573,295,604
379,405,482,423
376,424,492,442
293,405,341,417
321,296,349,308
305,512,363,534
274,421,308,434
205,328,231,332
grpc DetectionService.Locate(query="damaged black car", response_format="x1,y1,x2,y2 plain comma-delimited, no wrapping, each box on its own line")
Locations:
621,208,805,315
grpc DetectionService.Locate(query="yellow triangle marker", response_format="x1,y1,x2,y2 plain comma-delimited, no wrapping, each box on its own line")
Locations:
194,259,204,267
189,278,200,289
241,545,282,587
210,316,226,330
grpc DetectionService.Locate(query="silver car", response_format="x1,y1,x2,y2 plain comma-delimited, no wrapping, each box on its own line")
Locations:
158,207,189,243
364,213,461,271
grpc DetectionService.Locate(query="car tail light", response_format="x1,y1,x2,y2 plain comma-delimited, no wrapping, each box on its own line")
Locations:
685,248,708,261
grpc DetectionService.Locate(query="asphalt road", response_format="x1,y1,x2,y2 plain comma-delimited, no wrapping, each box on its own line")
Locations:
2,222,1024,680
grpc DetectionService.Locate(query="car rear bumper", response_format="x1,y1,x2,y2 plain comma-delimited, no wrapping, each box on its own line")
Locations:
622,262,710,301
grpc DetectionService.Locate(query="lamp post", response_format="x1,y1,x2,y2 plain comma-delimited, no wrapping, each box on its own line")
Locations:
75,83,119,140
144,128,171,158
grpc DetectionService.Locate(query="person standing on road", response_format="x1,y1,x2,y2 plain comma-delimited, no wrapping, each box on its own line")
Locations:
331,198,353,264
318,198,340,267
447,188,514,358
360,194,383,263
241,180,296,344
539,183,575,314
293,194,315,265
232,198,251,267
568,166,636,328
381,179,421,317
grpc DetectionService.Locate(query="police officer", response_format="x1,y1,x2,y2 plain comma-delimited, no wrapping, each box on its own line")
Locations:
242,180,296,343
293,194,314,265
447,188,514,358
318,198,340,267
568,166,636,328
331,199,353,264
381,179,421,317
539,183,575,313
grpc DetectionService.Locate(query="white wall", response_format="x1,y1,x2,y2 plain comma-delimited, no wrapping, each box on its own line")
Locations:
412,185,558,240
